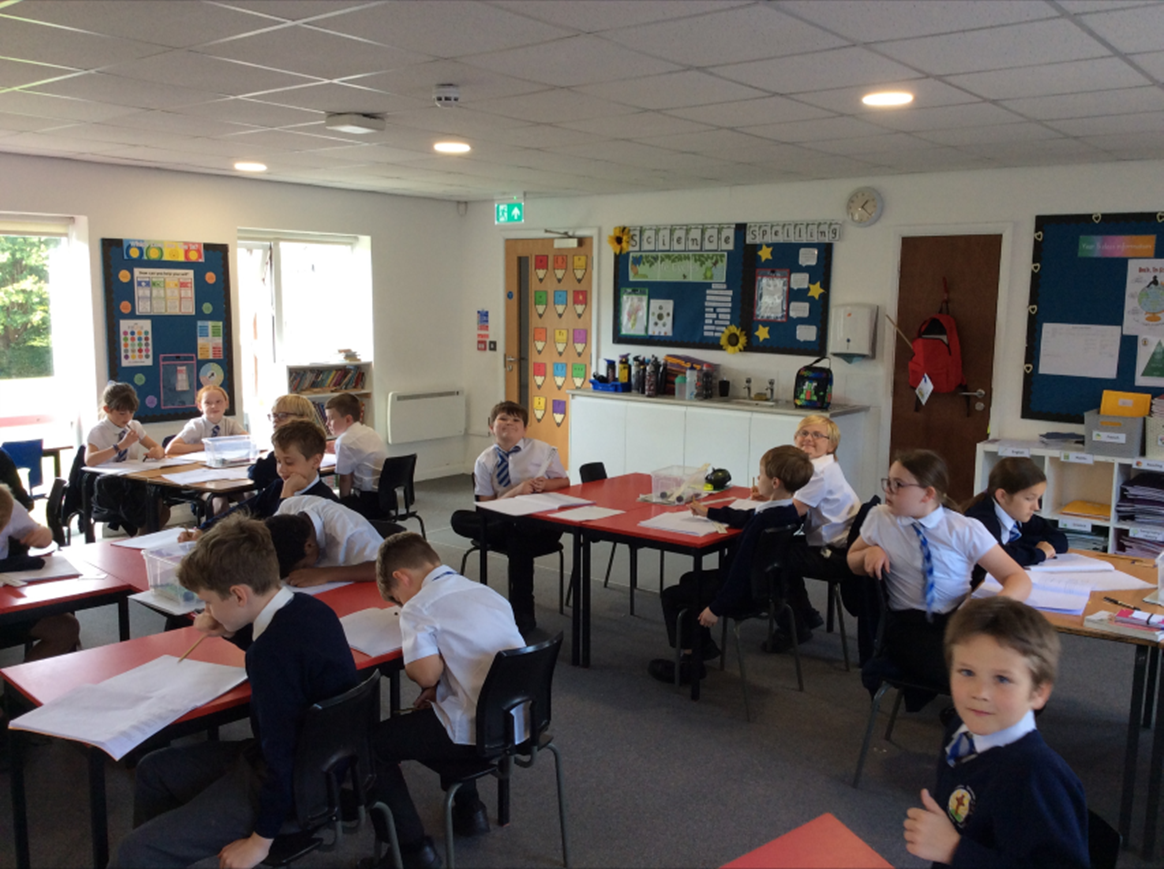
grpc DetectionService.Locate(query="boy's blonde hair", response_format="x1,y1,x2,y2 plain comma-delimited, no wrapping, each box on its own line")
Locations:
196,384,229,407
0,483,13,530
177,514,280,597
760,446,814,494
272,394,317,420
271,419,327,459
102,381,139,413
944,597,1060,688
376,531,441,597
797,414,840,454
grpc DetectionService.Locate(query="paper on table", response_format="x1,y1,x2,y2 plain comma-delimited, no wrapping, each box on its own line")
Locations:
974,576,1090,615
638,512,717,537
174,450,209,463
527,492,594,508
86,458,191,476
321,454,337,470
550,506,624,522
340,607,403,657
8,655,247,760
728,499,766,511
162,466,254,484
1030,553,1114,573
130,588,201,616
475,492,593,517
287,580,352,596
113,527,185,549
1068,569,1151,592
0,554,87,586
1038,323,1120,379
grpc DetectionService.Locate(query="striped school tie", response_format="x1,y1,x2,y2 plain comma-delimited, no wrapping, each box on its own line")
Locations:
495,444,520,488
1008,524,1021,543
911,521,936,619
946,730,977,766
211,424,220,438
115,429,128,462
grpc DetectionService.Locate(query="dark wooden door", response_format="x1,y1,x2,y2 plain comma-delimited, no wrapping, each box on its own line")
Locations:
889,235,1003,504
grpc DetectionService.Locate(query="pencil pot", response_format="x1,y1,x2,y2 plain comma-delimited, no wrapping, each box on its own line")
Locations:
143,542,198,605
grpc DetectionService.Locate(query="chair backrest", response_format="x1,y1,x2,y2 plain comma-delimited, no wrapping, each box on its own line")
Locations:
368,519,407,539
748,524,799,608
474,632,563,759
846,495,881,548
45,478,68,546
61,448,89,522
292,671,381,830
2,439,44,490
378,454,418,515
161,433,177,449
1087,809,1121,869
577,462,607,484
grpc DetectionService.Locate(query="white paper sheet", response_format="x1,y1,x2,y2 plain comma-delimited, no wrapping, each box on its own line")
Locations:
475,493,593,517
1030,553,1114,573
9,655,247,760
162,466,254,484
287,580,353,596
1038,323,1120,378
321,454,337,470
973,576,1090,615
728,499,766,511
173,450,209,463
112,527,185,549
130,588,201,616
340,607,403,657
85,457,191,476
0,554,89,587
638,512,717,537
549,506,625,522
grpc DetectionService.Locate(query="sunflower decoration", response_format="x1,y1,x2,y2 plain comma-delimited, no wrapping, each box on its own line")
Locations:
720,324,747,354
607,226,630,255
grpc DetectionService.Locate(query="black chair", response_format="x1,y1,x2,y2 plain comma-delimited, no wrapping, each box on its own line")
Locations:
368,519,407,539
2,439,45,500
44,478,69,546
711,524,803,721
450,509,567,614
377,454,426,538
63,448,110,543
1088,809,1121,869
578,461,664,604
422,633,568,869
263,671,402,868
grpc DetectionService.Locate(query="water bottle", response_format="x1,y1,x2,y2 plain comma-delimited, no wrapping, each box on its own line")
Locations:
674,373,687,400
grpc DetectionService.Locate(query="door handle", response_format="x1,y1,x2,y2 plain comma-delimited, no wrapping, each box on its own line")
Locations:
505,356,517,363
960,389,986,398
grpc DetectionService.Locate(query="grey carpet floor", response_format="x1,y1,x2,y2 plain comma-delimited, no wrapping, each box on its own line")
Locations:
1,473,1160,868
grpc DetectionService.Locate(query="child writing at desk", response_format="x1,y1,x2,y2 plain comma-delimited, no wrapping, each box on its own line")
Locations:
85,381,166,536
164,384,246,455
324,391,387,519
964,457,1067,568
903,596,1088,867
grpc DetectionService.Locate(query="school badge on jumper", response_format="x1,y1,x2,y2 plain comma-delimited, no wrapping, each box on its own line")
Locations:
534,290,547,317
532,395,546,421
533,362,546,388
554,289,567,317
573,289,587,316
533,327,546,353
572,255,587,282
554,328,568,355
573,328,588,355
552,398,566,426
553,362,566,388
553,254,566,282
534,254,548,282
571,363,586,388
947,787,975,827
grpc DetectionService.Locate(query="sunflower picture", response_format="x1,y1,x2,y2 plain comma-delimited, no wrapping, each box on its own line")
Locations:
720,325,747,353
608,226,630,254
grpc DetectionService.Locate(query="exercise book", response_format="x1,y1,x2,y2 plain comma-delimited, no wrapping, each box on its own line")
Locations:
1032,553,1114,572
112,527,185,549
162,466,253,484
0,554,91,587
551,506,625,522
340,607,402,658
85,457,191,476
638,512,717,537
287,580,352,596
974,576,1090,615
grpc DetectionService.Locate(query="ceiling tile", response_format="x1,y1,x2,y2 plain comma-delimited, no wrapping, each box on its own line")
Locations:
200,25,432,79
602,5,845,67
869,148,995,172
1078,3,1164,55
0,58,81,90
215,128,357,151
1059,1,1162,11
1078,131,1164,160
491,1,744,32
103,50,316,95
631,128,769,155
245,83,429,113
172,97,322,127
307,2,572,58
752,151,881,178
7,0,276,49
558,112,712,139
363,107,532,139
576,70,766,110
874,20,1111,76
26,72,222,110
0,130,125,153
917,122,1062,146
961,137,1110,162
808,132,940,155
548,139,683,168
944,57,1150,99
471,89,638,124
0,111,72,133
341,61,547,103
793,78,982,114
471,123,601,148
0,16,166,68
294,143,430,164
1046,110,1164,137
0,89,140,122
1131,50,1164,83
1003,86,1164,121
743,115,892,143
713,47,921,94
777,0,1057,42
665,95,833,127
189,1,370,22
103,109,257,138
466,35,680,88
33,121,198,150
867,102,1024,132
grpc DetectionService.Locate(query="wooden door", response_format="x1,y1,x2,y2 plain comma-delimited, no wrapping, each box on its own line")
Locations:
889,235,1002,504
503,237,593,471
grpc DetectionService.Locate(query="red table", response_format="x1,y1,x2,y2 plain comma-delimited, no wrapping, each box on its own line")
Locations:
721,813,893,869
1,553,135,643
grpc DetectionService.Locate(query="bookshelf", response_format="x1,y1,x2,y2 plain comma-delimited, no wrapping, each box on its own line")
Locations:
285,362,374,429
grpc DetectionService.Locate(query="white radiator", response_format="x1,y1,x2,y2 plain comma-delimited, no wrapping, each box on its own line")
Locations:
386,390,465,444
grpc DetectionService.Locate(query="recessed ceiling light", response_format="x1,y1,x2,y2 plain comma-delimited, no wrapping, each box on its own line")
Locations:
862,91,914,107
434,141,471,154
234,161,267,172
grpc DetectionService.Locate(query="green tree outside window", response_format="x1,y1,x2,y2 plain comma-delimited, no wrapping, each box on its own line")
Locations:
0,235,58,379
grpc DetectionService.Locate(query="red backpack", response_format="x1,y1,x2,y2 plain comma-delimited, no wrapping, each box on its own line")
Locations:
908,312,965,393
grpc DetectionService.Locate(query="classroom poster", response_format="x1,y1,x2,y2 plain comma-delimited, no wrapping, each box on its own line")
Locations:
620,288,648,335
1135,335,1164,387
119,319,153,366
1124,259,1164,336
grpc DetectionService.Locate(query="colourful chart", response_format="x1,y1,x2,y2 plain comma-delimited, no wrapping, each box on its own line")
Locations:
120,320,152,367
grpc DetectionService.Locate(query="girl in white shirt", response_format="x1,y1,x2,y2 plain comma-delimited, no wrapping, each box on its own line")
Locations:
847,449,1031,687
166,385,246,455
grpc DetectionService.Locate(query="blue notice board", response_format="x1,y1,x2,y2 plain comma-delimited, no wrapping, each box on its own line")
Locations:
101,239,235,424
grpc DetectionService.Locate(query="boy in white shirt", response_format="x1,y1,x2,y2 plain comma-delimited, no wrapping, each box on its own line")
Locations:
324,392,388,519
264,495,383,587
165,385,246,455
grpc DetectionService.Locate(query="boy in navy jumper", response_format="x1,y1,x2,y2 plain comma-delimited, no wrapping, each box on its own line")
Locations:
112,515,357,869
903,596,1088,868
649,445,813,684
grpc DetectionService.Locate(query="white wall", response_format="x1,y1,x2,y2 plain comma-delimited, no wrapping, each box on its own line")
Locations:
1,152,467,479
460,159,1164,484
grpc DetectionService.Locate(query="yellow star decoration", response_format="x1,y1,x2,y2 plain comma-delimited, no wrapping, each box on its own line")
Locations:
754,324,771,343
757,244,773,262
807,281,825,299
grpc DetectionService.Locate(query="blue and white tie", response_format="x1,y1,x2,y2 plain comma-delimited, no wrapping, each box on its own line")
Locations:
496,445,520,488
947,730,976,766
211,424,220,438
115,429,128,462
1008,524,1021,543
911,521,936,619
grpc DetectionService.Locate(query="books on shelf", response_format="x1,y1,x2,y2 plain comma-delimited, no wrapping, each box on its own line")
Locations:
287,365,367,394
1084,610,1164,643
1059,500,1111,521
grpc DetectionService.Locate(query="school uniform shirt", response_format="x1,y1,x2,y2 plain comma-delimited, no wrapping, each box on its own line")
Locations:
473,437,566,498
706,499,802,616
0,500,39,560
964,497,1068,568
795,454,861,548
200,473,337,530
276,495,382,567
334,421,388,493
399,566,525,745
859,505,997,614
86,418,149,463
175,414,245,445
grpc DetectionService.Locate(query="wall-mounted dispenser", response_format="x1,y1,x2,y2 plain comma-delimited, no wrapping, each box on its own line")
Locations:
828,303,877,363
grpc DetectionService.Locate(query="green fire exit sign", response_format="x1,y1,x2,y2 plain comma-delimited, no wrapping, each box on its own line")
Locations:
495,202,524,224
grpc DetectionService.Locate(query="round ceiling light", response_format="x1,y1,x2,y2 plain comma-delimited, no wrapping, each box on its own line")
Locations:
434,141,471,154
234,161,268,172
862,91,914,107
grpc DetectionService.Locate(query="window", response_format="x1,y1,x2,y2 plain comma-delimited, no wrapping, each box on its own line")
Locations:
0,232,61,379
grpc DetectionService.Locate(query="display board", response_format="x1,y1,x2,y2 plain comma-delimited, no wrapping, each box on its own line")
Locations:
101,238,235,424
1023,212,1164,423
612,222,832,357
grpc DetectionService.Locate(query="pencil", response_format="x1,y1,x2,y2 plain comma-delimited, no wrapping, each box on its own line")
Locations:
177,634,206,663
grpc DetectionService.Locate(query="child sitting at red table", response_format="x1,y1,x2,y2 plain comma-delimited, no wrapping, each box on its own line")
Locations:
649,445,813,685
165,384,247,456
264,495,383,586
111,514,358,869
250,394,317,491
963,457,1067,568
903,596,1087,868
324,392,387,519
85,381,167,536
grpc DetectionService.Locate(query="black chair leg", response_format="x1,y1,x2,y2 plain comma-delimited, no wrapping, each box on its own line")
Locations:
460,548,472,578
558,548,566,615
833,585,850,671
368,803,402,869
782,603,804,693
826,583,836,633
885,689,905,741
602,543,617,588
442,782,463,869
719,618,729,672
853,682,892,788
547,743,570,868
414,515,427,539
673,608,688,689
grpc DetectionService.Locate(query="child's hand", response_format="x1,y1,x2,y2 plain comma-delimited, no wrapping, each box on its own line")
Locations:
690,501,709,517
218,833,272,869
286,568,325,588
281,472,311,497
119,428,140,449
904,789,960,864
1036,541,1056,559
862,545,890,578
146,444,164,460
20,526,53,549
697,606,718,628
325,441,336,454
530,476,547,493
194,610,231,638
178,528,202,543
414,685,438,709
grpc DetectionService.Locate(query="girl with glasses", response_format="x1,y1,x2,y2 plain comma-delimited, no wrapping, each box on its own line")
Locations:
250,394,318,490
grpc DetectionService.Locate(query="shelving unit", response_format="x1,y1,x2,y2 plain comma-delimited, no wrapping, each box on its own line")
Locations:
285,362,374,429
975,439,1164,555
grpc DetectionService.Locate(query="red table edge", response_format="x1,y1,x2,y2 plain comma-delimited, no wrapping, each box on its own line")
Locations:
720,813,893,869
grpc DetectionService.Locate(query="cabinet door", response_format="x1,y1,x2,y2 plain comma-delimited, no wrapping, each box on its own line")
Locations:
685,406,751,485
569,397,627,478
625,403,685,473
748,415,801,479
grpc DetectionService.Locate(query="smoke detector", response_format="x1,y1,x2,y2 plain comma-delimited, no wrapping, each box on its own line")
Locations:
433,84,460,108
324,113,386,134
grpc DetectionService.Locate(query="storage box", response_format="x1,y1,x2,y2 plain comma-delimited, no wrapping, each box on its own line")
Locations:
1084,409,1143,458
651,465,701,503
1145,417,1164,460
203,435,256,468
143,542,198,605
1100,390,1151,418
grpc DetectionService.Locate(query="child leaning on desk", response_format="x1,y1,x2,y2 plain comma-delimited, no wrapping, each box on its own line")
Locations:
324,391,388,520
903,596,1088,868
85,381,167,536
249,394,317,491
164,384,246,456
963,457,1068,568
110,514,358,869
264,495,382,586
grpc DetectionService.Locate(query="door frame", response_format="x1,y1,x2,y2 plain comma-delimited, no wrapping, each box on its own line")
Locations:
879,221,1015,476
